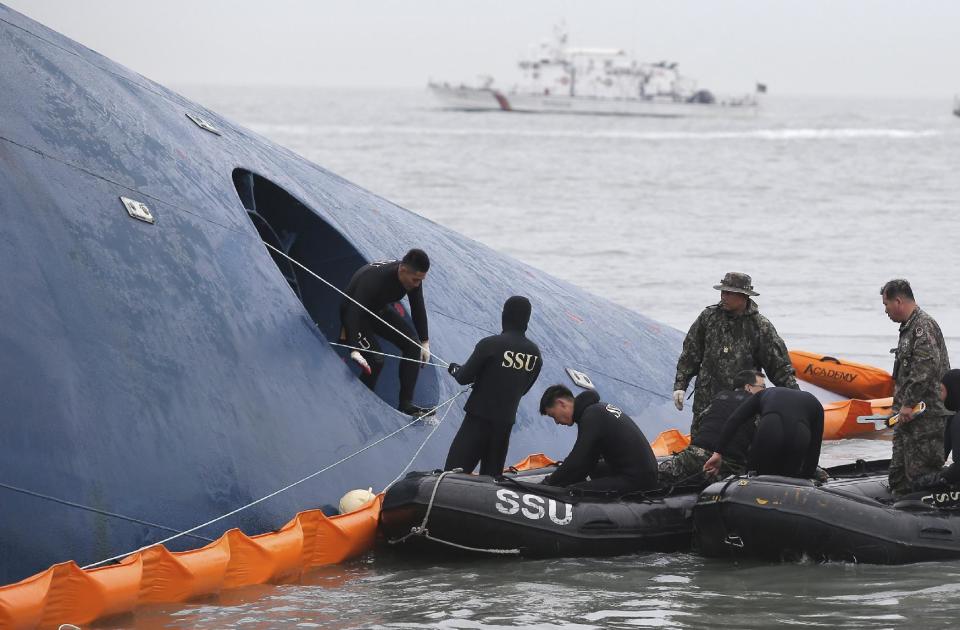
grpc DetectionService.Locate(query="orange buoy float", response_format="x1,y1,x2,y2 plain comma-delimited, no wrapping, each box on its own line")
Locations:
790,350,894,400
650,429,692,457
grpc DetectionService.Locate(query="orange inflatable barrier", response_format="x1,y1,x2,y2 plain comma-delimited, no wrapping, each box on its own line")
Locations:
0,495,382,630
791,350,894,400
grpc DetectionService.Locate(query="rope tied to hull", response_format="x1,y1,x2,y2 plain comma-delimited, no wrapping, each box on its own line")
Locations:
383,388,470,492
82,388,468,570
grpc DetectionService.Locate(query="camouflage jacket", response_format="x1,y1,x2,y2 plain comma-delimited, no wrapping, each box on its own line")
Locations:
674,300,798,419
893,306,951,418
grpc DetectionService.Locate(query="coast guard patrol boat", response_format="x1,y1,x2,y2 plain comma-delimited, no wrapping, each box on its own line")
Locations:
429,24,761,117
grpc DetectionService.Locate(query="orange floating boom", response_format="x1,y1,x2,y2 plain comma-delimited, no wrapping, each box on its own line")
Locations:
0,497,382,630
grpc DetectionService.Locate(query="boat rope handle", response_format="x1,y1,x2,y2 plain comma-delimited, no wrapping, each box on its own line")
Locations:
329,342,444,367
0,481,213,543
387,470,521,555
82,388,468,570
261,241,450,367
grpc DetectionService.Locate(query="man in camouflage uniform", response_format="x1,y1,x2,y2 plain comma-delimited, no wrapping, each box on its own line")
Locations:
659,370,765,486
673,272,798,438
881,279,952,496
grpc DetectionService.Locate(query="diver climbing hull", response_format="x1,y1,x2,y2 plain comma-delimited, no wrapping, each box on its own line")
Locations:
379,469,697,558
693,461,960,564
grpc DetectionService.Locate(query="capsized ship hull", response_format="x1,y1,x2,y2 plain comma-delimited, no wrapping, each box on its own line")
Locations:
0,4,683,583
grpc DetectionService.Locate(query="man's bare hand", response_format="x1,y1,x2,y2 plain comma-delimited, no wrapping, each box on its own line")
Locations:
703,452,723,477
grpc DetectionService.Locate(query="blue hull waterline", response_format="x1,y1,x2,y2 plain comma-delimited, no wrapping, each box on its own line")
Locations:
0,4,683,583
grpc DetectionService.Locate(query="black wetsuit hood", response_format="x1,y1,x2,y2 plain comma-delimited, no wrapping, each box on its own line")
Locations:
573,390,601,422
502,296,531,333
943,369,960,413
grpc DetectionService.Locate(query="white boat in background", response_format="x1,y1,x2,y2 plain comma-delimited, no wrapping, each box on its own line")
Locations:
429,24,761,118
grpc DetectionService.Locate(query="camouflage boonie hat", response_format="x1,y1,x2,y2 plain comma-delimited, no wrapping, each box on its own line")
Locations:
713,272,759,296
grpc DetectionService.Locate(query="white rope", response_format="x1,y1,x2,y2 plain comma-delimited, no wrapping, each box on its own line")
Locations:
261,241,449,367
329,342,444,367
82,389,466,570
383,388,468,492
387,469,520,555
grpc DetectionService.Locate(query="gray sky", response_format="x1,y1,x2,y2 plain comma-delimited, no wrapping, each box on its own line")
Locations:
5,0,959,97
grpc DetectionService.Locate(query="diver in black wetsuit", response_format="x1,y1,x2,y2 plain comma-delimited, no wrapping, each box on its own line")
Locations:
339,249,432,415
937,370,960,485
658,370,764,485
444,296,542,476
703,387,824,479
539,385,658,493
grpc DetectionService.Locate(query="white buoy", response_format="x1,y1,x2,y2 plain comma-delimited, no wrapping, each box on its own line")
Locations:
339,487,375,514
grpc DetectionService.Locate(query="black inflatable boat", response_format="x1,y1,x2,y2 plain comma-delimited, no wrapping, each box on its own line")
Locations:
694,459,960,564
380,467,698,557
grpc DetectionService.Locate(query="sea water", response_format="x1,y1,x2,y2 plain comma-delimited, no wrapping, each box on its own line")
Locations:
120,88,960,628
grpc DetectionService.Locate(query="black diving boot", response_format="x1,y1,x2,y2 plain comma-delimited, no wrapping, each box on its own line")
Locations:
399,401,436,418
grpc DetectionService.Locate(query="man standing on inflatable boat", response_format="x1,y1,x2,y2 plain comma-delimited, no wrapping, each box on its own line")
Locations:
538,385,659,493
881,279,952,496
444,296,542,476
673,272,798,438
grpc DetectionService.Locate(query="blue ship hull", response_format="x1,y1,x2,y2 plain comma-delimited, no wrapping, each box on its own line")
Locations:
0,4,683,583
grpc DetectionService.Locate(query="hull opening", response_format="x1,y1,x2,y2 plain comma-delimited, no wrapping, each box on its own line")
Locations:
231,169,439,408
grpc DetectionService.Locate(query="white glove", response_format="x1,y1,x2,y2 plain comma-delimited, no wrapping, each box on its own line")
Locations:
349,350,371,375
419,340,431,368
673,390,685,411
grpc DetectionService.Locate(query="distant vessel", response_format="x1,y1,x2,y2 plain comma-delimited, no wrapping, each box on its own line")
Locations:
954,95,960,117
429,24,761,117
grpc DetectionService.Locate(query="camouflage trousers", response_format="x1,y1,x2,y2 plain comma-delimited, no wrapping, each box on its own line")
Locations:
889,414,948,496
658,445,746,486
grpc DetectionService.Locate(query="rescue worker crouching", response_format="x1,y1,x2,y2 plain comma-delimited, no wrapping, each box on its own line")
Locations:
703,387,824,480
658,369,765,486
339,249,433,417
538,385,658,493
444,296,542,476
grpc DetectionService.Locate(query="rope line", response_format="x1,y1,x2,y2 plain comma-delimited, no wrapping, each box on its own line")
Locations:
82,389,466,570
0,481,213,543
383,388,469,492
330,342,444,367
261,241,449,367
387,470,520,555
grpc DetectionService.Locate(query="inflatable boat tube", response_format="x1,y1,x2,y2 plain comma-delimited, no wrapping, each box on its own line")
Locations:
790,350,894,399
693,460,960,564
380,468,698,558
